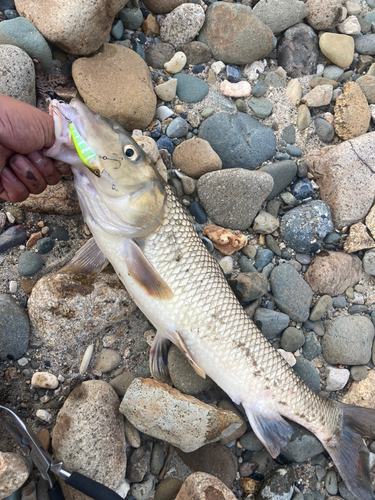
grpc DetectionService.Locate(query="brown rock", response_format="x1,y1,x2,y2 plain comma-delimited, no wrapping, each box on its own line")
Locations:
26,232,42,249
334,81,371,140
305,0,343,30
305,133,375,228
241,477,261,495
142,0,184,14
20,278,37,295
365,205,375,239
218,400,247,445
36,428,50,451
304,251,362,296
341,369,375,409
142,14,160,36
319,33,354,69
145,42,175,69
297,104,311,130
309,77,339,89
203,225,247,255
356,74,375,104
177,444,238,488
72,44,156,131
14,0,128,55
172,138,222,178
343,222,375,253
178,41,212,65
0,452,30,499
175,472,237,500
52,381,126,500
18,179,80,216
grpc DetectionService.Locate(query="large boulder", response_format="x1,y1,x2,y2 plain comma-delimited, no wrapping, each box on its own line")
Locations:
0,45,35,105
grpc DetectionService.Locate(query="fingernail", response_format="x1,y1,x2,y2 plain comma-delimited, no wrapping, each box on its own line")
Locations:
27,151,44,164
10,154,30,172
2,166,17,180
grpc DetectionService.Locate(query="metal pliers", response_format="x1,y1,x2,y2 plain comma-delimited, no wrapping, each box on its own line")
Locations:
0,406,123,500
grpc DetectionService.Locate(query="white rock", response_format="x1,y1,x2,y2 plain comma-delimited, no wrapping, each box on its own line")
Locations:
337,15,361,35
370,104,375,122
9,281,17,294
253,211,279,234
344,1,361,15
326,367,350,391
244,59,267,80
156,105,174,120
219,256,234,275
316,64,325,76
31,372,59,389
0,451,30,499
340,6,348,22
154,78,177,102
277,349,296,367
286,78,302,106
164,51,187,73
301,85,333,107
370,452,375,470
36,409,53,424
220,80,251,98
6,212,15,224
116,480,130,499
17,357,28,366
211,60,226,75
79,344,94,374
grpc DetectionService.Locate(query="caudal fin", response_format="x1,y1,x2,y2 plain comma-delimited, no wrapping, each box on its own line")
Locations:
324,402,375,500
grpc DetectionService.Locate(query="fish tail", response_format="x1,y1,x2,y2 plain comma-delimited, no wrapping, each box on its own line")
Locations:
323,401,375,500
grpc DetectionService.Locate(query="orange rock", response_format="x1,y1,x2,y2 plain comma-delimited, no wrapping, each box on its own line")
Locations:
203,225,247,255
26,232,42,249
142,14,160,36
36,428,51,451
241,478,261,495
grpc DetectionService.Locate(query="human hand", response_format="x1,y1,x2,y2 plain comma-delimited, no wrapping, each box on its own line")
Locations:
0,95,72,202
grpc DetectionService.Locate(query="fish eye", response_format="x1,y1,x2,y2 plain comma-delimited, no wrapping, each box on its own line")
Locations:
123,145,138,160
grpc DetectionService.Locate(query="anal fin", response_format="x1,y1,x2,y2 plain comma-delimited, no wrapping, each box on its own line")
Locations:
243,404,293,458
150,332,171,382
123,239,173,301
167,328,206,379
60,238,108,275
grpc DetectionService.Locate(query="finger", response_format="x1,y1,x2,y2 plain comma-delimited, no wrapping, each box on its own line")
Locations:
9,154,47,195
1,166,29,202
54,160,72,176
26,150,62,185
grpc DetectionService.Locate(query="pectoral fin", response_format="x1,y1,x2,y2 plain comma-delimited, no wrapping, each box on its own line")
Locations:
167,328,206,379
122,239,173,300
150,332,171,382
60,238,108,274
243,404,293,458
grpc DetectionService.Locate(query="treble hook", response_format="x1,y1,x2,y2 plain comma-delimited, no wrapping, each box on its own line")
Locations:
99,153,124,169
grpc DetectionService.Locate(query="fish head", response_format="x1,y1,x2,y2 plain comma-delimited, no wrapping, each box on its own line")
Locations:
46,99,166,237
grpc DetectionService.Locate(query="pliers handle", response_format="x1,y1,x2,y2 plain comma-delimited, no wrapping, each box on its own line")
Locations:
0,406,123,500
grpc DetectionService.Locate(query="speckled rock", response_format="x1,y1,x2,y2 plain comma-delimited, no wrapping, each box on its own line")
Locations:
175,472,237,499
18,180,80,216
305,0,343,30
172,138,222,179
343,222,375,253
342,369,375,409
277,24,319,78
198,2,274,65
256,465,295,500
160,3,205,47
305,133,375,229
14,0,128,55
0,45,35,105
0,452,30,499
252,0,308,35
305,252,362,296
28,270,136,350
73,44,156,131
197,169,274,230
52,381,126,500
120,378,243,453
333,82,371,140
0,293,29,360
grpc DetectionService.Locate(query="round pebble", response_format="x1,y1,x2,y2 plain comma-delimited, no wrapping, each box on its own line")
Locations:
302,332,322,360
350,365,368,381
31,372,59,389
281,327,305,352
155,478,183,500
93,349,121,373
254,249,274,270
36,237,54,254
18,252,43,276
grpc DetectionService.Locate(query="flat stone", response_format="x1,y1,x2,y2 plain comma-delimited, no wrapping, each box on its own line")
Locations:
355,33,375,55
286,78,302,105
319,33,354,69
301,85,333,107
248,97,273,118
252,0,307,35
172,138,222,179
254,308,290,339
305,0,343,30
177,41,212,65
229,272,268,302
333,81,371,140
93,349,121,373
0,45,35,105
343,222,375,253
0,293,29,360
175,472,237,500
292,357,320,392
310,295,333,321
314,117,335,143
253,211,279,234
160,3,205,47
174,73,209,103
278,23,319,78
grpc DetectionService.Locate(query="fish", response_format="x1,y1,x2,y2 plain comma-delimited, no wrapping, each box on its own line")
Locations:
45,99,375,500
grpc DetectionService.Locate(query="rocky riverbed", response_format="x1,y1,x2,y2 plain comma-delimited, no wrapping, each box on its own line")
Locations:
1,0,375,499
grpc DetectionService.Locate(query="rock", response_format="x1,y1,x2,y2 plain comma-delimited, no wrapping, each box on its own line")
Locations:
342,369,375,408
127,444,151,482
337,15,361,35
357,75,375,104
164,51,186,74
197,169,274,230
290,178,314,200
322,316,374,365
351,365,368,382
286,78,302,106
343,222,375,253
174,73,209,103
254,308,290,339
131,475,155,500
198,2,274,65
333,82,371,140
52,381,126,500
252,80,268,98
18,252,43,276
198,112,276,170
0,17,52,72
240,431,264,452
151,442,165,476
31,372,58,389
110,371,136,397
177,444,238,488
160,3,205,47
363,248,375,275
302,85,333,107
270,264,313,322
145,42,175,69
248,97,273,119
305,0,343,30
319,33,354,69
254,249,274,270
253,212,279,234
0,45,35,105
0,296,30,361
172,138,222,179
279,200,333,253
167,117,188,138
28,270,136,350
18,180,80,216
259,161,297,200
0,452,30,499
155,478,183,500
120,378,243,453
314,117,335,143
15,0,127,56
355,34,375,55
253,0,308,35
256,465,295,500
281,327,305,352
93,349,121,373
178,41,212,65
305,133,375,228
280,421,324,462
73,44,156,131
230,272,268,302
175,472,237,500
168,344,212,395
202,225,247,255
0,225,27,253
297,104,311,130
142,0,184,14
292,357,320,392
189,202,207,224
218,400,247,445
305,252,362,296
119,6,143,29
155,78,177,102
302,332,322,360
221,80,252,98
326,367,350,391
278,24,319,78
310,295,333,322
367,205,375,239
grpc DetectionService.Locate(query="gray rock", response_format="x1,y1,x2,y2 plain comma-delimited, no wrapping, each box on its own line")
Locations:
270,264,313,322
197,169,274,230
325,469,338,496
168,344,212,395
260,161,297,200
119,7,144,30
264,71,287,88
253,0,308,35
198,112,276,170
313,320,324,337
282,125,296,144
131,475,155,500
252,80,268,97
240,431,264,452
18,252,43,276
0,17,52,72
0,224,27,252
166,117,189,138
239,255,257,273
110,371,136,397
338,480,358,500
254,308,290,339
280,421,324,462
248,97,273,119
363,248,375,275
36,237,54,254
281,327,305,352
230,272,268,302
355,33,375,55
174,73,209,102
323,316,374,365
315,465,326,482
178,41,212,65
127,445,152,483
266,235,282,256
286,145,302,157
155,478,183,500
0,293,29,360
150,442,165,476
323,65,344,81
309,295,333,321
295,253,311,265
278,23,319,77
252,450,276,475
256,465,295,500
145,43,175,69
350,365,368,381
292,357,320,392
111,19,123,40
254,249,274,270
279,200,333,253
262,262,274,279
314,117,335,143
302,332,322,360
0,45,35,105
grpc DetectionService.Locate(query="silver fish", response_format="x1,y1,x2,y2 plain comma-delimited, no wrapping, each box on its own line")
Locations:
45,99,375,500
